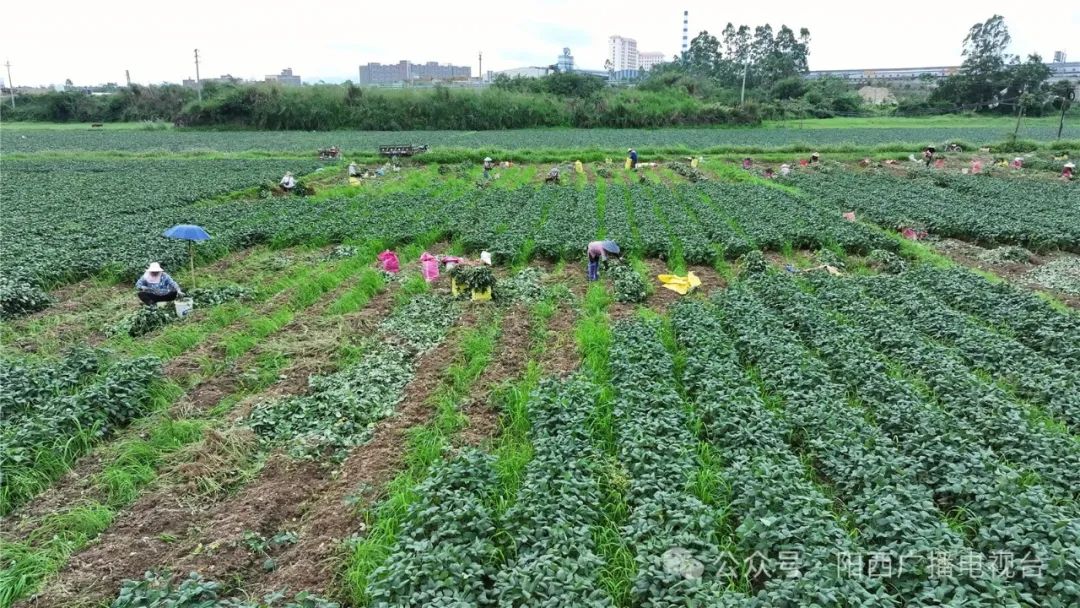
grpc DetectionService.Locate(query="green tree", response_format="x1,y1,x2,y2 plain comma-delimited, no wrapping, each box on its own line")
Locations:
680,31,723,78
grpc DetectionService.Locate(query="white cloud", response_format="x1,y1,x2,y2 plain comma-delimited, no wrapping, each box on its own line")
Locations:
0,0,1075,86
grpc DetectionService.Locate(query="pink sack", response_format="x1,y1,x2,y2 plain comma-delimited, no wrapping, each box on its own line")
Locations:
420,252,439,283
842,212,856,222
934,159,945,169
441,255,463,271
971,160,982,174
377,250,400,273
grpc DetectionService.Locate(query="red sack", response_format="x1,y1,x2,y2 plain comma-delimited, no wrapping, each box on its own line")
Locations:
420,252,439,282
842,212,856,222
377,250,400,273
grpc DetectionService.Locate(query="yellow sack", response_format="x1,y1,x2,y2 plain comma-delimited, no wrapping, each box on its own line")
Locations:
574,160,584,174
625,158,632,170
471,287,492,302
690,157,700,168
451,277,461,297
349,177,362,186
657,272,702,295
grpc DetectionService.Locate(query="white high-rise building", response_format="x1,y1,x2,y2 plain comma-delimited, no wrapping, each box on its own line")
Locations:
639,52,666,72
609,35,639,71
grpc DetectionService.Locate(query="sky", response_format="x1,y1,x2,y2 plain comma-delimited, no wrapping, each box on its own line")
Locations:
1,0,1077,87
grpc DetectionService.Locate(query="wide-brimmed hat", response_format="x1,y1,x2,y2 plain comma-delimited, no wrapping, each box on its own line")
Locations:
484,157,492,162
811,152,820,157
1064,162,1075,168
147,262,163,273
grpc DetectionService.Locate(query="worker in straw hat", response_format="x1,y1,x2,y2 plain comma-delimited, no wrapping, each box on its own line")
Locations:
280,172,297,191
483,157,496,180
1062,162,1075,181
135,262,183,307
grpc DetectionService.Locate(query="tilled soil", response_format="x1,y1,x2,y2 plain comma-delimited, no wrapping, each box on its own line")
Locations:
931,238,1080,308
4,273,401,541
23,302,480,608
236,307,486,600
457,305,532,447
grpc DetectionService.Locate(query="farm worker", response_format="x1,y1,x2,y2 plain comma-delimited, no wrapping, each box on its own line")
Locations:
922,146,935,167
586,240,621,282
545,166,561,184
135,262,183,306
809,152,820,164
742,157,753,170
280,172,297,191
764,168,775,179
971,159,983,174
1011,157,1023,170
1062,162,1075,180
628,149,638,169
780,164,791,176
483,157,495,179
348,162,360,177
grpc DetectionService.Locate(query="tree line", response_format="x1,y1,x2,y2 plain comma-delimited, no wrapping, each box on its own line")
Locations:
2,15,1069,129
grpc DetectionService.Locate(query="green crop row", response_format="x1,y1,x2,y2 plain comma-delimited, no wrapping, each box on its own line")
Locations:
749,271,1080,605
787,169,1080,253
5,126,1076,155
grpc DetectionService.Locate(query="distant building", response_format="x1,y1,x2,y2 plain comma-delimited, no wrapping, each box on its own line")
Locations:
183,74,243,88
557,48,575,73
806,62,1080,83
494,66,553,79
1053,51,1068,64
609,36,639,72
638,51,666,72
265,68,302,86
358,60,471,85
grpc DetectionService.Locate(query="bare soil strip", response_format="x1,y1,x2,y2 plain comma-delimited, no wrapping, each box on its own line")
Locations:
3,266,393,541
22,306,483,608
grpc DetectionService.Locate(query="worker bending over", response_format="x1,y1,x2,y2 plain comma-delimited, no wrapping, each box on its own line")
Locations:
348,162,360,177
483,157,496,180
545,166,561,184
280,172,297,191
1063,162,1075,181
922,146,936,167
136,262,183,306
628,149,638,169
586,240,621,281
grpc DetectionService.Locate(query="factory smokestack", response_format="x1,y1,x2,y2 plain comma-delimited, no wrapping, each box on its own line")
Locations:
681,10,689,54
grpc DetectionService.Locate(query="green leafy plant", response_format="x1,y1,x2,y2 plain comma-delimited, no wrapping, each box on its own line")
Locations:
449,265,497,293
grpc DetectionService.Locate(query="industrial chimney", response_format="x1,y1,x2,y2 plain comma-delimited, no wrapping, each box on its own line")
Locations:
682,10,689,54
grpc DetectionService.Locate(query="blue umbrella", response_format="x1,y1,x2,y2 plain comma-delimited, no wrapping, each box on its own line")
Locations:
600,240,620,255
163,224,211,287
163,224,211,241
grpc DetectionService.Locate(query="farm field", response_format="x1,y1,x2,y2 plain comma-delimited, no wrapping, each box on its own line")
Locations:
3,121,1078,155
1,128,1079,608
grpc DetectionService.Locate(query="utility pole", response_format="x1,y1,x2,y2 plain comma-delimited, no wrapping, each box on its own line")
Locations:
740,60,748,107
4,60,14,109
478,51,483,83
194,48,202,103
1013,87,1028,139
1058,89,1075,140
125,69,131,87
